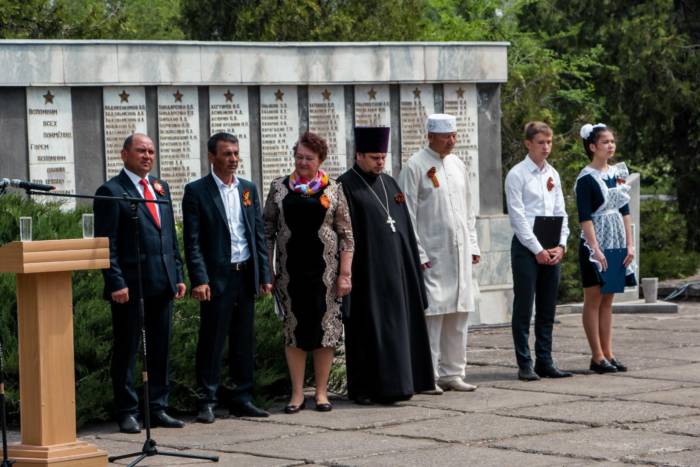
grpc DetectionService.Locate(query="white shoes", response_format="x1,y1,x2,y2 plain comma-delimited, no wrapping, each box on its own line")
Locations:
439,379,478,392
421,384,444,395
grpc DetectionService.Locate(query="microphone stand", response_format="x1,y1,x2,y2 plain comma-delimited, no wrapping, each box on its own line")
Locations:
23,189,219,466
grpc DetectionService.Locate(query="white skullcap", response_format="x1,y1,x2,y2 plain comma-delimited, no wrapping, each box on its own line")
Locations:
426,113,457,133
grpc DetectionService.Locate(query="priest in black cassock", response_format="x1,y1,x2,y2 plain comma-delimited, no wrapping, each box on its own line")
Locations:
338,127,435,405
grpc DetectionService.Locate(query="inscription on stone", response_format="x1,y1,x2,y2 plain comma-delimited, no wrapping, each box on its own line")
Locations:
157,86,201,220
354,85,392,174
400,84,435,165
443,84,479,214
260,86,299,198
308,85,346,178
103,87,147,179
209,86,252,180
26,88,76,210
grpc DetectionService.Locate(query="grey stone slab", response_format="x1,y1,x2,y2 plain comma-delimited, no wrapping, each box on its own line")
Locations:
565,300,679,315
116,44,202,84
343,445,573,467
0,87,28,179
252,400,460,430
90,437,298,466
491,427,699,462
371,412,582,443
620,386,700,409
635,448,700,467
467,348,520,367
0,44,64,85
632,346,700,362
86,417,325,449
635,414,700,437
493,374,685,397
1,41,509,86
625,363,700,383
476,250,512,286
622,316,700,333
406,386,582,413
488,215,512,251
229,431,438,463
501,399,698,426
476,218,491,251
63,44,119,84
425,45,508,83
199,46,244,83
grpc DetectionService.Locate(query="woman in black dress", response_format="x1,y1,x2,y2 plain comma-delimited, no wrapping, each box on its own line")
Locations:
264,131,353,413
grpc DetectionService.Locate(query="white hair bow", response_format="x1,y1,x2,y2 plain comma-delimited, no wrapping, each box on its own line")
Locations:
580,123,606,140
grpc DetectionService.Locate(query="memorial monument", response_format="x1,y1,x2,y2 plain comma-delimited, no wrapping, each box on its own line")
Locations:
1,40,524,324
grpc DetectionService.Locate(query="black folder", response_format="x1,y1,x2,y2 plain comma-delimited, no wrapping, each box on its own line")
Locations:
533,216,563,249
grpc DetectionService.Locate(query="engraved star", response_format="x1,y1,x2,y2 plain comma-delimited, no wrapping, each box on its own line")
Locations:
456,87,465,98
173,89,183,102
321,88,332,101
119,90,130,103
367,88,377,100
413,87,421,99
43,90,54,104
224,89,234,102
274,89,284,101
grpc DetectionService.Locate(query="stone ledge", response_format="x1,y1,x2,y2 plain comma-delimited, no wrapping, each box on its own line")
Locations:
559,300,679,315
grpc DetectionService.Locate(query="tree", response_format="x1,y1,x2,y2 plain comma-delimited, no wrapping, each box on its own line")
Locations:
0,0,184,39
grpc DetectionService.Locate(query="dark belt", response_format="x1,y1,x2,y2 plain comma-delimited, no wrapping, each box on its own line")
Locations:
231,259,250,271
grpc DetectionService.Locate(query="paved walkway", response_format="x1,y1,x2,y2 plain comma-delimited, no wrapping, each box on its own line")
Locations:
26,303,700,465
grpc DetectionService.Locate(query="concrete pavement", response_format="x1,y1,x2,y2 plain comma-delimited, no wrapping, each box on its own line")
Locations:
21,302,700,466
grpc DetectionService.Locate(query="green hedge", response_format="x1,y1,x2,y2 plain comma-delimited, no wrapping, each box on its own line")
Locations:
0,194,290,427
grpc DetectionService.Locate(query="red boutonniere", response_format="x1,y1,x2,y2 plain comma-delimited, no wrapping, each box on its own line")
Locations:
242,190,252,206
152,180,165,196
319,193,330,209
394,192,406,204
427,167,440,188
546,176,555,192
616,177,626,185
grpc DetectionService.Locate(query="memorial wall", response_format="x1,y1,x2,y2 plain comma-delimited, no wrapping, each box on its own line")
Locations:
0,41,515,324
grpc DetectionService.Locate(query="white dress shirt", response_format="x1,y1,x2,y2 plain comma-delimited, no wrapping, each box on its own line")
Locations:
399,147,480,315
504,155,569,255
212,172,250,263
123,167,160,222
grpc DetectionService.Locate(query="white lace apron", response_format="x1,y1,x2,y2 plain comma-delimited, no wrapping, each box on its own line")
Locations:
575,163,637,277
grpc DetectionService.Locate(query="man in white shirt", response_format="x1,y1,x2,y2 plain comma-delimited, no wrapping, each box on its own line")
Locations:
183,133,272,423
399,114,480,393
504,121,572,381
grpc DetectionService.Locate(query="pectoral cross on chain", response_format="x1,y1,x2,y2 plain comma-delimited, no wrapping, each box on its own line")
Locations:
386,215,396,233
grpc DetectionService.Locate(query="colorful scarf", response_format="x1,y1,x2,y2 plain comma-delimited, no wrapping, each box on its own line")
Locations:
288,169,329,194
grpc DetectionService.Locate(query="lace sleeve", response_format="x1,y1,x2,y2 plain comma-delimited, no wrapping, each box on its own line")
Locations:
333,182,354,253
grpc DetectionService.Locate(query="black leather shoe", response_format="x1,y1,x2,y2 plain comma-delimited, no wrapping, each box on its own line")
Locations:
315,400,333,412
609,358,627,372
535,365,573,378
150,410,185,428
118,414,141,434
518,367,541,381
284,399,306,414
196,404,215,424
590,358,618,374
230,401,270,418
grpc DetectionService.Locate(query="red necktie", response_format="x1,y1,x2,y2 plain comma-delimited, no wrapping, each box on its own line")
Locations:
139,178,160,228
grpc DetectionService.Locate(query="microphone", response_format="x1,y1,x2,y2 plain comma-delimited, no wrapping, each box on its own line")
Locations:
0,178,55,191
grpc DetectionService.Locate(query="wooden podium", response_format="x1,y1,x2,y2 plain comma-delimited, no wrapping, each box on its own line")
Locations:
0,239,109,466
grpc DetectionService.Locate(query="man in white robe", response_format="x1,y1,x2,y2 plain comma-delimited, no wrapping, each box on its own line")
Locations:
398,113,480,393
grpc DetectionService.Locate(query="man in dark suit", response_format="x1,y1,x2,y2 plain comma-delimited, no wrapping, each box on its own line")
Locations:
94,133,187,434
182,132,272,423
